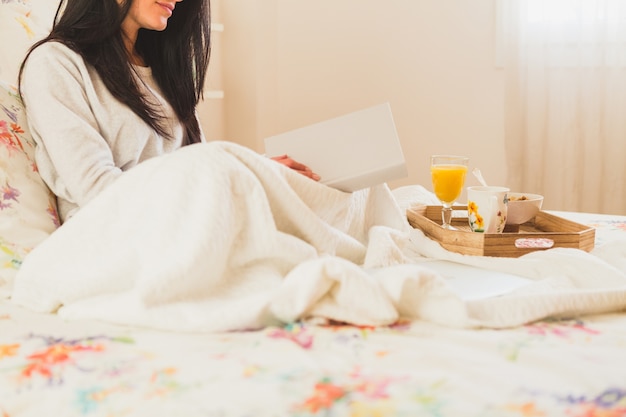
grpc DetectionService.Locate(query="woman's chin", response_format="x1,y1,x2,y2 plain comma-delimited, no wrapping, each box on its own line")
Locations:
147,19,169,32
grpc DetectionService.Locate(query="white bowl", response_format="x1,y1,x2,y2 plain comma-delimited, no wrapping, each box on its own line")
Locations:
506,192,544,225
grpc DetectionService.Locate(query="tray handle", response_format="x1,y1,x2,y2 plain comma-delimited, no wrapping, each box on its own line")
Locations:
514,238,555,249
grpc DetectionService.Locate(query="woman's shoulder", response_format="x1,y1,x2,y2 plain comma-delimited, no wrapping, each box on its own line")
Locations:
21,41,94,98
25,41,86,72
22,41,92,89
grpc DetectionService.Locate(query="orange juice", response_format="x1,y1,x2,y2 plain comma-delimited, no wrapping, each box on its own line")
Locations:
431,164,468,204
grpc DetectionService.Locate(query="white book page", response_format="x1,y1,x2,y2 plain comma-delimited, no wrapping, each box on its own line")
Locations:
264,103,407,192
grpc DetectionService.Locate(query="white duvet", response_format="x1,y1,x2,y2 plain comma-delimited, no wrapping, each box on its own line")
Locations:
9,141,626,331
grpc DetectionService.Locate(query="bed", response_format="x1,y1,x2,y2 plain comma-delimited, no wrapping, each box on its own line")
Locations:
4,296,626,417
2,75,626,415
1,210,626,417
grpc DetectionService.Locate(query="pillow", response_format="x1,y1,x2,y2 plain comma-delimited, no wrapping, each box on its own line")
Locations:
0,80,60,297
0,0,56,85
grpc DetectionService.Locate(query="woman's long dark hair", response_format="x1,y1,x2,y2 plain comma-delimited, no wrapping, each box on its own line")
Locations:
18,0,211,145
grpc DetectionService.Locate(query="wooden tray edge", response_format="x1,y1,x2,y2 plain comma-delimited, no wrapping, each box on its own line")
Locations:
406,205,596,257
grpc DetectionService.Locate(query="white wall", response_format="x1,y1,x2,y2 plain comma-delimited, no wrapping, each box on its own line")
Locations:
198,0,506,199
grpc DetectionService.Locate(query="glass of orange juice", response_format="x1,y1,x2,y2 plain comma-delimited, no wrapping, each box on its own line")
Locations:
430,155,469,229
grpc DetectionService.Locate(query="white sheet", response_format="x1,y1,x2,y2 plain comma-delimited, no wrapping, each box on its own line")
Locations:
9,141,626,331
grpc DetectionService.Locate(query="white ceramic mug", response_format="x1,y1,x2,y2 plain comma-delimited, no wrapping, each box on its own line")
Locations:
467,186,509,233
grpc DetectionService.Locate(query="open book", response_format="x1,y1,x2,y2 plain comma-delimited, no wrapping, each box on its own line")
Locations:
423,260,533,301
264,103,408,192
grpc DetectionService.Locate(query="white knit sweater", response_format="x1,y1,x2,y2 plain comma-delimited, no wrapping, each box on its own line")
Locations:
21,41,188,222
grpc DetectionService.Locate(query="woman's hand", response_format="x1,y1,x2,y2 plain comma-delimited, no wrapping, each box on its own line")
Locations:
270,154,321,181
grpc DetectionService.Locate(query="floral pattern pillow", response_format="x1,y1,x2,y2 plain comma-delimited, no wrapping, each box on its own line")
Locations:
0,80,60,297
0,0,56,85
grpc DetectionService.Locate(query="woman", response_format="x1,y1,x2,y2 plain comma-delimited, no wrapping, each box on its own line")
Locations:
18,0,317,223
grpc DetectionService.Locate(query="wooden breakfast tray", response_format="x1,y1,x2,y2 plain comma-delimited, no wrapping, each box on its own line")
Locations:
407,205,595,257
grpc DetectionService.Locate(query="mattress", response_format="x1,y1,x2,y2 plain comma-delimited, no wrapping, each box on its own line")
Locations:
1,211,625,417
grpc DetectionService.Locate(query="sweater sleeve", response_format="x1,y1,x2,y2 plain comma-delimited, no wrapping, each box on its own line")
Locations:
21,42,123,215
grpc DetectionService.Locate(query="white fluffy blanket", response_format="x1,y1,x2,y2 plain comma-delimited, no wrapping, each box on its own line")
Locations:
10,141,626,331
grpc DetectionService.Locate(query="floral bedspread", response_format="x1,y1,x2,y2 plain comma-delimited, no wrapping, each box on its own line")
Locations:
1,212,625,417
